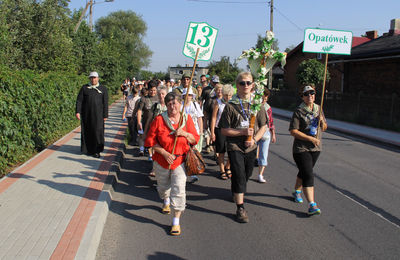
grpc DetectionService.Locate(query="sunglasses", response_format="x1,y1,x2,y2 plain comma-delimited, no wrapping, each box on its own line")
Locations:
239,81,252,86
303,91,315,97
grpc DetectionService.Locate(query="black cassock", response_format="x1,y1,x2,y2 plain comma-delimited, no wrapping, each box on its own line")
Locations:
76,84,108,155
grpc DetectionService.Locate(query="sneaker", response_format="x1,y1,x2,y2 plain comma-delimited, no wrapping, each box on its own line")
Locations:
148,156,153,161
308,202,321,215
236,207,249,223
292,190,303,203
161,204,171,214
258,175,266,183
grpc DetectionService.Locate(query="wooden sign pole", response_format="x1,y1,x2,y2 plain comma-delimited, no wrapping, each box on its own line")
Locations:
317,53,329,139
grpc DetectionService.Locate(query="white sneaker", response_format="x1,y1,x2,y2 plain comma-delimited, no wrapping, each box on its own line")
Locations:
258,175,266,183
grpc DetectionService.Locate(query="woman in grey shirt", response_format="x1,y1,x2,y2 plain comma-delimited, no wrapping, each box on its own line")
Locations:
289,84,327,215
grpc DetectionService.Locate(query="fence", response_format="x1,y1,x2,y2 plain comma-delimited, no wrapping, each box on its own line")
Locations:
269,90,400,132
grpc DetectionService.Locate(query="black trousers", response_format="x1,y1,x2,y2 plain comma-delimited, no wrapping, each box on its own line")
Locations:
228,149,257,193
293,151,320,187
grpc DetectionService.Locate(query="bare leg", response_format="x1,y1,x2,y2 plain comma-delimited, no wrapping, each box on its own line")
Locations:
218,153,225,173
258,165,266,176
234,193,244,204
294,177,303,190
303,186,315,203
173,210,182,219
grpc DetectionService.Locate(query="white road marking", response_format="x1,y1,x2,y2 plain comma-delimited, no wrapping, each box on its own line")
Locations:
336,190,400,229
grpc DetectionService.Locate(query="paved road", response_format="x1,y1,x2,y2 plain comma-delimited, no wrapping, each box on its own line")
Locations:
96,117,400,260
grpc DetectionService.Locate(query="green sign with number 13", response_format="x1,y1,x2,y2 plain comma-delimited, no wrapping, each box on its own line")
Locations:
182,22,218,61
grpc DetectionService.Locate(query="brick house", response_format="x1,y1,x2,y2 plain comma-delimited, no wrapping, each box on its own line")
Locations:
329,19,400,96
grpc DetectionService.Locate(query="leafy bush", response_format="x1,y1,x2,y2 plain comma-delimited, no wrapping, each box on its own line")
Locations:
296,59,330,87
0,66,86,175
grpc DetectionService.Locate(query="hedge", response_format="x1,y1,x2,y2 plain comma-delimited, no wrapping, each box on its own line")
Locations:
0,66,87,175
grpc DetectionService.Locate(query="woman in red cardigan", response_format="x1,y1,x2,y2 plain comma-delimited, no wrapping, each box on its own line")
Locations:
145,92,199,236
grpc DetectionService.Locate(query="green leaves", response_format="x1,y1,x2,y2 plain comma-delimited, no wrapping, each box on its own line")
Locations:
0,66,85,175
322,44,334,52
296,58,330,86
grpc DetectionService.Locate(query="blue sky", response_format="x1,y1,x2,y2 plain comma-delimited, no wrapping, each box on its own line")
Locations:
68,0,400,72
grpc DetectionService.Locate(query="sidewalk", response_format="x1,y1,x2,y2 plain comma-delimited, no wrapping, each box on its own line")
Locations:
272,107,400,149
0,99,126,260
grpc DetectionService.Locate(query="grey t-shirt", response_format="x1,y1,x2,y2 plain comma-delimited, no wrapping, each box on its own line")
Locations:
289,103,323,153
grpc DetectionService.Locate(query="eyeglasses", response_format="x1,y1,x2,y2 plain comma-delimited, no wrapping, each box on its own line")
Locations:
239,81,252,86
302,91,315,97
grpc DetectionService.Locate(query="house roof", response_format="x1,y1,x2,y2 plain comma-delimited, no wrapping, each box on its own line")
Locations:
352,36,371,47
344,34,400,59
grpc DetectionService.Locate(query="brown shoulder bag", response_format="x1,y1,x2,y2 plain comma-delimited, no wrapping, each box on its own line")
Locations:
185,146,205,176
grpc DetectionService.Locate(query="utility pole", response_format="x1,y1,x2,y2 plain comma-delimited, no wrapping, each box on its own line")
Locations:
268,0,273,90
74,0,114,33
89,0,94,31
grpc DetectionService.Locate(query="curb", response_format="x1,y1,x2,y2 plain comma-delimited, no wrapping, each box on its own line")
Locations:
75,142,127,260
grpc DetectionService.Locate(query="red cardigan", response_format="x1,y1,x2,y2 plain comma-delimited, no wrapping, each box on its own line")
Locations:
145,114,200,169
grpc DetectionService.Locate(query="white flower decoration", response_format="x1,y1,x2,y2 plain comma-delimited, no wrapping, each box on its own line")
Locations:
266,31,274,41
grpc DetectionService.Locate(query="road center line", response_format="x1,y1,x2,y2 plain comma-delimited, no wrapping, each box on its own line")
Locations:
336,190,400,229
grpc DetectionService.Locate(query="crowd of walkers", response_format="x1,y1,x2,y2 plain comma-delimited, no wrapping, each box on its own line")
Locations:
76,71,327,236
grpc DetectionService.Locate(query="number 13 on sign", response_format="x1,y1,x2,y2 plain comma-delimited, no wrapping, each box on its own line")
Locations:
182,22,218,61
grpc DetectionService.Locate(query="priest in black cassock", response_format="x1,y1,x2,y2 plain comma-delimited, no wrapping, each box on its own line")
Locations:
76,71,108,158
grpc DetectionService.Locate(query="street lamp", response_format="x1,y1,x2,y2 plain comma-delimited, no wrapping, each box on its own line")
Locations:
74,0,115,33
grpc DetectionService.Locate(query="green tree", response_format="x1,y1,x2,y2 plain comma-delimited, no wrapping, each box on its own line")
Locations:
0,0,76,72
296,58,330,87
207,56,241,84
95,11,152,79
284,44,297,53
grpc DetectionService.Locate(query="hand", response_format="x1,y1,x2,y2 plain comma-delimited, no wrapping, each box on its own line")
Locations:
244,139,255,148
138,123,143,130
76,113,80,120
271,134,276,143
163,151,176,165
175,128,187,138
242,128,254,137
211,133,216,142
122,115,126,121
310,137,320,146
104,118,107,121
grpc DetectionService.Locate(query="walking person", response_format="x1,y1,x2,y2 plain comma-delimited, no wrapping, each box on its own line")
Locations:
137,80,159,157
145,92,200,236
210,84,233,180
147,85,169,177
181,88,203,183
289,84,327,215
257,89,276,183
219,72,267,223
122,86,140,145
75,71,108,158
201,75,219,153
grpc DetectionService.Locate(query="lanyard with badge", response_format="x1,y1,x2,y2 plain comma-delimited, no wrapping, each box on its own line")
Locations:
239,98,250,128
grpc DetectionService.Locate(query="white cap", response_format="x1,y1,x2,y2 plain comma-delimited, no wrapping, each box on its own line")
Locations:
181,88,196,97
170,79,175,82
89,71,99,78
302,85,314,93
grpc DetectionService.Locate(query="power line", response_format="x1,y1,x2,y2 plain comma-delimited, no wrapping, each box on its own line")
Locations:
187,0,267,4
271,5,303,32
